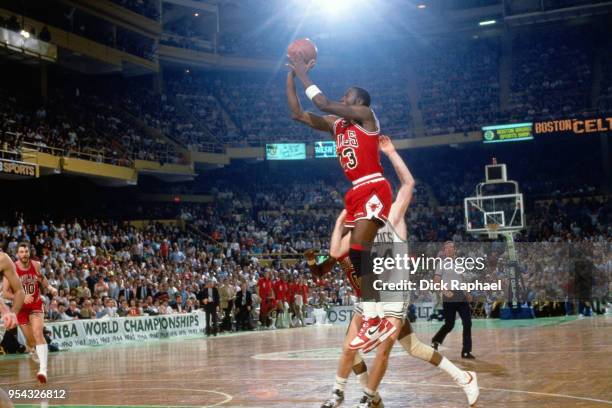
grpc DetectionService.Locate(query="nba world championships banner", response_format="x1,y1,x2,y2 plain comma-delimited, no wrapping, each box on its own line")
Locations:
46,312,206,350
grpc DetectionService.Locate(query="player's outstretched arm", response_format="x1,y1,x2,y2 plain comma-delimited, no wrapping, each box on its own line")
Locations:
1,254,24,314
288,57,373,124
34,260,57,297
329,209,351,259
286,70,336,133
379,135,415,226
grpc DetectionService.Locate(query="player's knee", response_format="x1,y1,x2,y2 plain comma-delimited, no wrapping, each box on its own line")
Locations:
401,333,435,362
352,359,367,375
341,343,357,358
462,320,472,329
444,321,455,331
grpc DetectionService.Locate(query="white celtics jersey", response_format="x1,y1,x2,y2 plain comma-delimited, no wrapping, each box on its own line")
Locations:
374,220,410,306
374,220,409,259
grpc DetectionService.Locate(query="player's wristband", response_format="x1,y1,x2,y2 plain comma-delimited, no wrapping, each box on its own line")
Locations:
305,85,322,100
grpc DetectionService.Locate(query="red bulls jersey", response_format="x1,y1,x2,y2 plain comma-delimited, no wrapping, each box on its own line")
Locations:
15,261,41,305
274,280,289,302
334,115,383,183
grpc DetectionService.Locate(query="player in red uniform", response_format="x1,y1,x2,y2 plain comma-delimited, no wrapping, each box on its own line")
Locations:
287,56,394,350
257,270,276,329
273,273,290,328
2,243,56,383
309,137,479,408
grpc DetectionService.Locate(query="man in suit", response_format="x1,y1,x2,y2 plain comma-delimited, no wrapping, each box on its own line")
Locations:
218,278,234,332
136,278,149,300
235,282,253,331
120,281,136,303
199,280,220,336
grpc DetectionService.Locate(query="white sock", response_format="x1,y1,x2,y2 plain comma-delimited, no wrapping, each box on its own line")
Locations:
357,372,369,390
36,344,48,372
334,375,348,392
362,302,378,319
376,302,385,319
438,357,468,384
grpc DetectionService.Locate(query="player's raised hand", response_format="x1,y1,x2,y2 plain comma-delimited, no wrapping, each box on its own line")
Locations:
379,135,396,154
288,52,315,76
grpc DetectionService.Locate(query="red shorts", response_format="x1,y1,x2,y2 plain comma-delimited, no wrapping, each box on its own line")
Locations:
344,176,392,227
17,302,43,326
260,299,275,316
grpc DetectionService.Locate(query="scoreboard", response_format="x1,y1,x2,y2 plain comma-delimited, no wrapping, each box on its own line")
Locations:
314,141,336,158
482,123,533,143
265,143,306,160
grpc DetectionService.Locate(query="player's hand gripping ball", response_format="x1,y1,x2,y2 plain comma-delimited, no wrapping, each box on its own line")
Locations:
287,38,317,65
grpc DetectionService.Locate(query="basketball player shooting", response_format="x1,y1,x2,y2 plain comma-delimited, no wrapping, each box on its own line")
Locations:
2,243,56,383
286,43,395,351
308,137,478,408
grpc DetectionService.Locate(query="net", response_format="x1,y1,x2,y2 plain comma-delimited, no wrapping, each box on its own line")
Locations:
486,223,500,239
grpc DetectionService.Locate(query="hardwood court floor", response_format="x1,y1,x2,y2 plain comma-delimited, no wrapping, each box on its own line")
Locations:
1,316,610,408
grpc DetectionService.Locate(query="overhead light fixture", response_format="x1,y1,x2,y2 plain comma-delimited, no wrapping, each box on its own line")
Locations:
479,20,496,26
194,12,199,17
417,4,427,9
20,29,30,38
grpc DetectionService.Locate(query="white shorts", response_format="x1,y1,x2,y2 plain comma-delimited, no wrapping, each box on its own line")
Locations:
353,302,408,319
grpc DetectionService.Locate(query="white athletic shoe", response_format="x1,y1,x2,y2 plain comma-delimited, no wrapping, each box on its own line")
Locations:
36,369,47,384
371,394,384,408
320,389,344,408
352,395,374,408
461,371,479,406
29,350,39,363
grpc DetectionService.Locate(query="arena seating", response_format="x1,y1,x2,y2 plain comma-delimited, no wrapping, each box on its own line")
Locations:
0,85,181,165
415,38,501,136
2,152,607,323
507,29,593,122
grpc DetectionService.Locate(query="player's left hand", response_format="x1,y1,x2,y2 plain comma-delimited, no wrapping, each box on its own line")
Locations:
287,54,315,76
48,286,58,297
1,312,18,329
379,135,396,154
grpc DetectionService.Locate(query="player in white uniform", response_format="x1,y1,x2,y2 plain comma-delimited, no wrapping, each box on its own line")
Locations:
311,137,479,408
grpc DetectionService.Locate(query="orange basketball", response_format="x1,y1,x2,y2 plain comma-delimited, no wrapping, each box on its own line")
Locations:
287,38,318,64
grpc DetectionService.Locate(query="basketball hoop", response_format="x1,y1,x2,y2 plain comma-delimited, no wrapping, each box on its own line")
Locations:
486,223,500,239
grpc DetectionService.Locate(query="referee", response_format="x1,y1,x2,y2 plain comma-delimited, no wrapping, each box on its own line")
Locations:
431,242,475,359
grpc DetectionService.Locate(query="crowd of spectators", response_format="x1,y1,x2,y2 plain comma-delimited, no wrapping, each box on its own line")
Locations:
109,0,160,21
0,85,182,165
1,150,608,329
598,38,612,114
415,38,500,136
506,29,593,122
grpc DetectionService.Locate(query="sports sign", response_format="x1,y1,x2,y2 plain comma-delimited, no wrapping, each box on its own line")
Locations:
482,123,533,143
0,158,38,177
533,116,612,136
